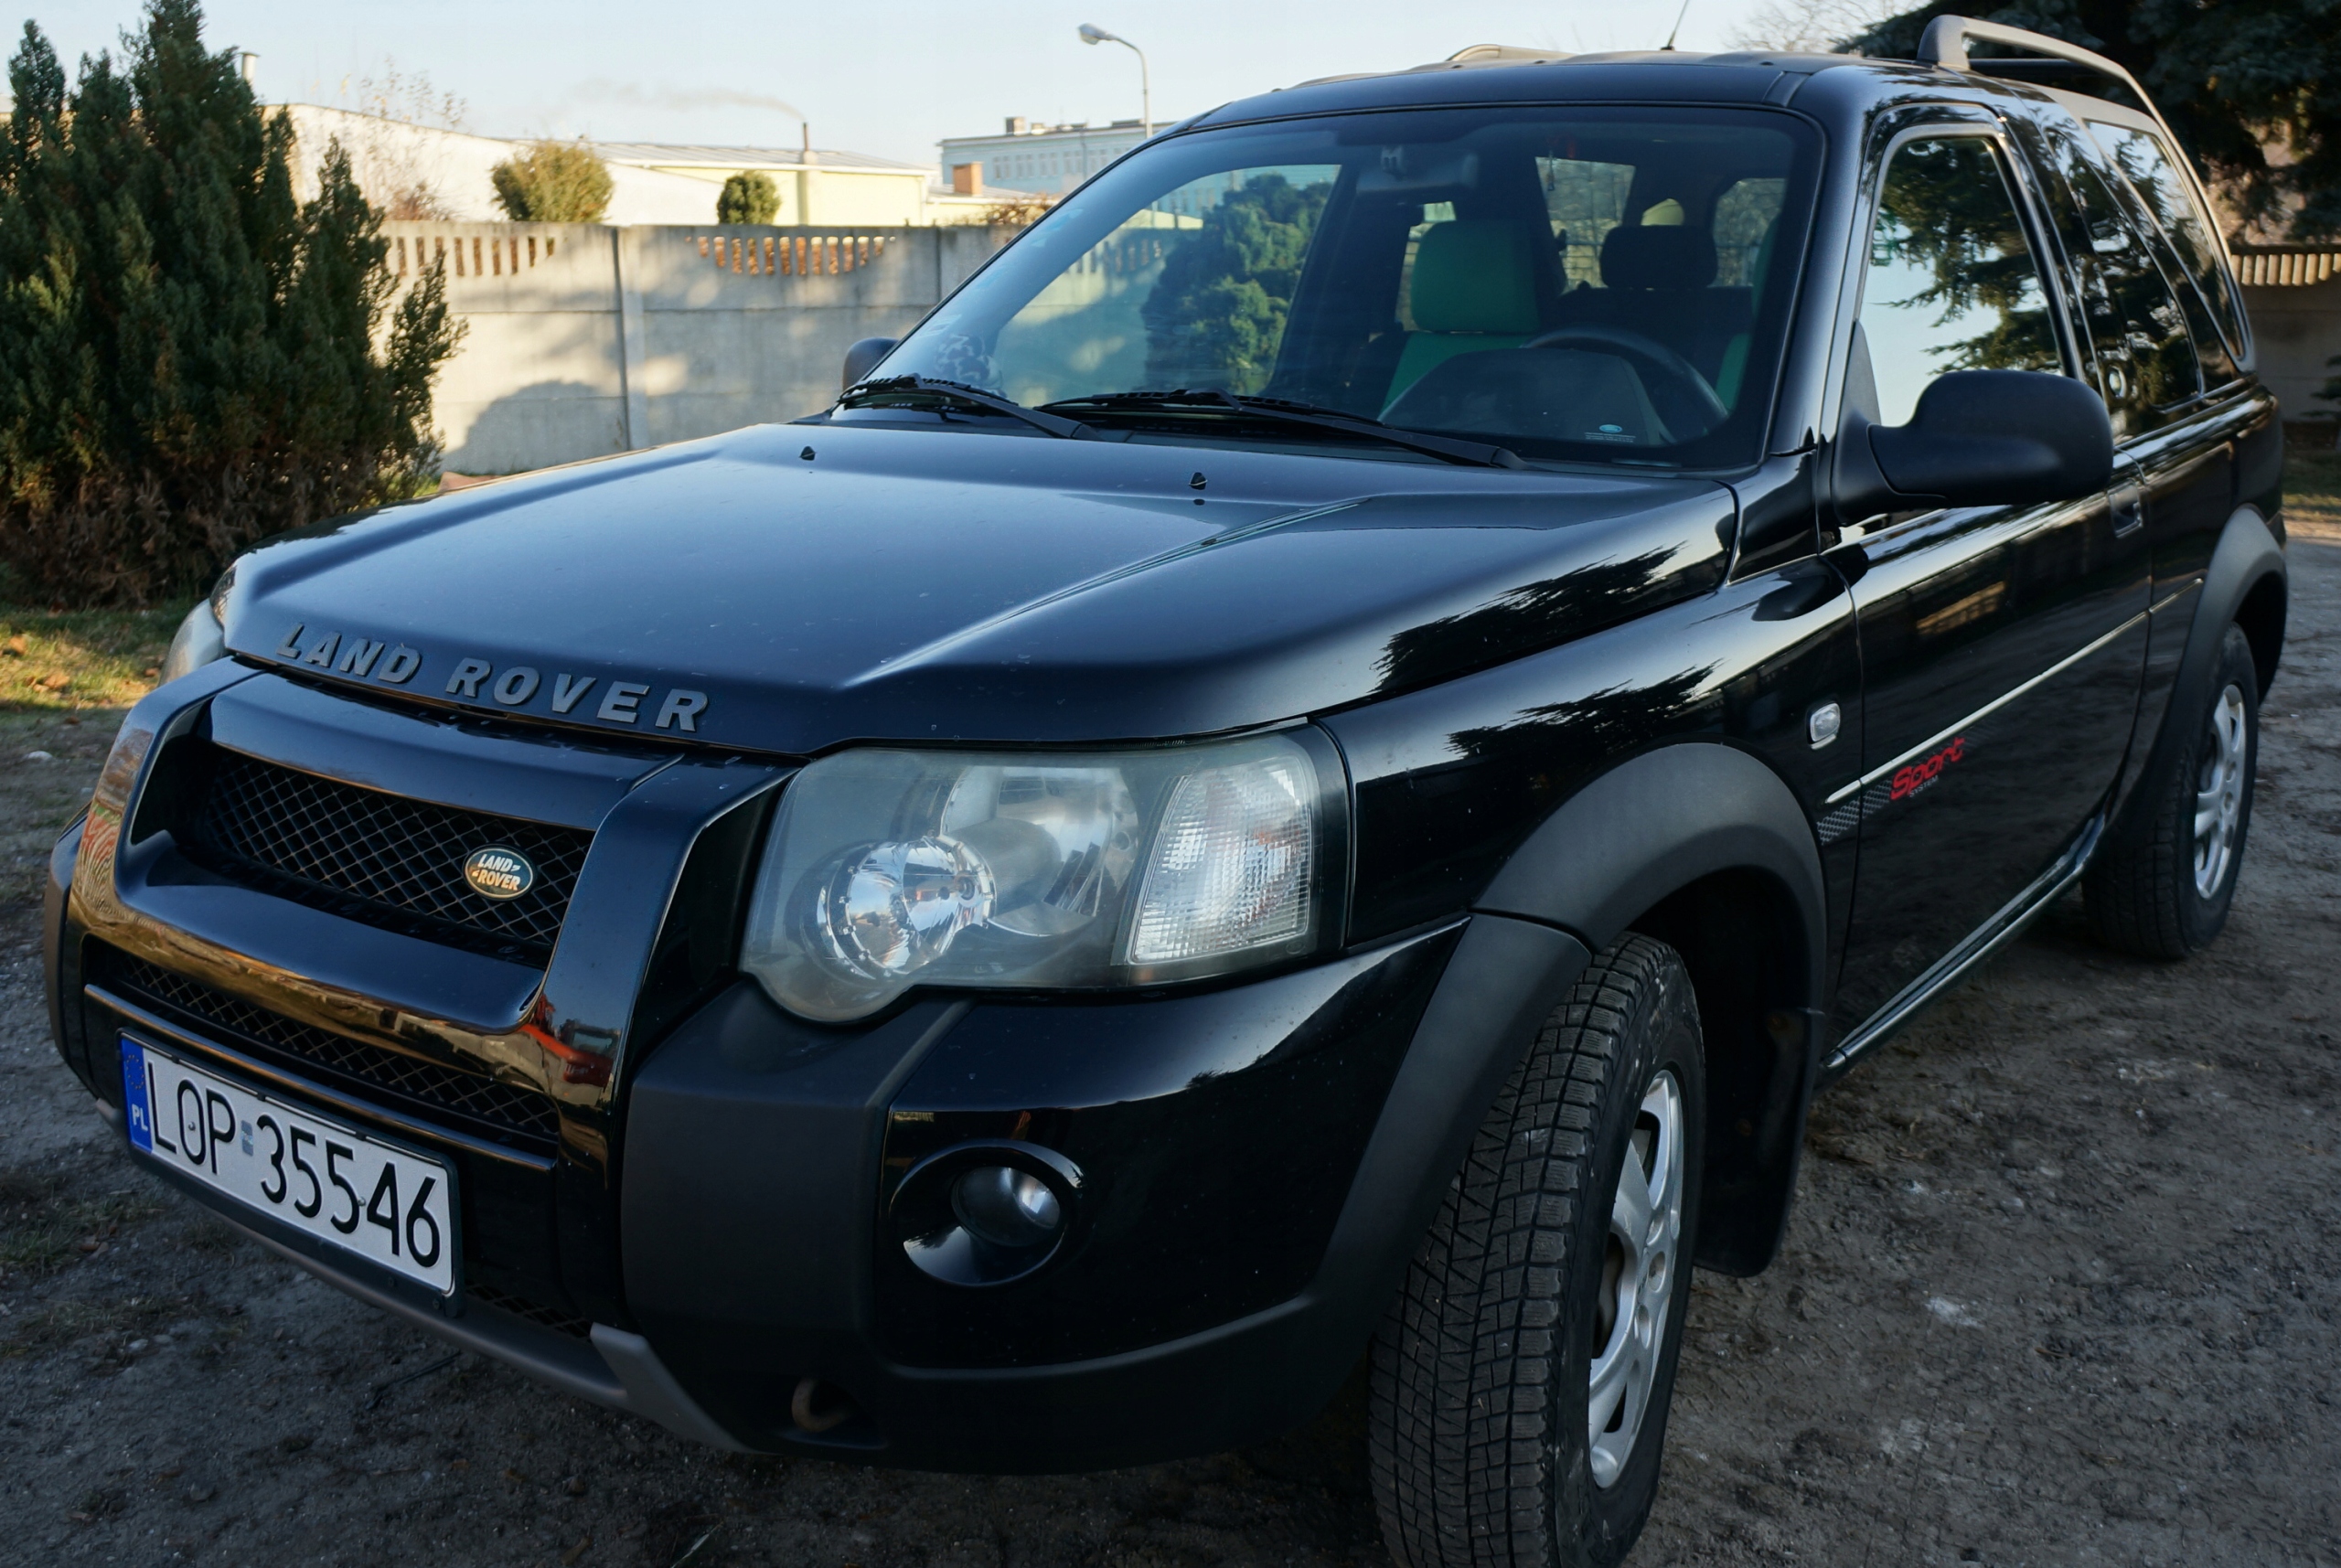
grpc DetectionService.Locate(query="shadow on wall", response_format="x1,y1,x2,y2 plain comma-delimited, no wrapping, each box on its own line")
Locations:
442,380,629,475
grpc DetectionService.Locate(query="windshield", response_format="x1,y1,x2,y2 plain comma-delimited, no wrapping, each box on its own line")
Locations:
871,106,1819,468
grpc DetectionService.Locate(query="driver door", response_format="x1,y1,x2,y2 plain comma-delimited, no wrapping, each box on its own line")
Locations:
1828,127,2152,1044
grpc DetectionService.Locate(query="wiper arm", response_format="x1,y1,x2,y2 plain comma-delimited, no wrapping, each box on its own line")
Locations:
1041,389,1527,470
841,375,1092,439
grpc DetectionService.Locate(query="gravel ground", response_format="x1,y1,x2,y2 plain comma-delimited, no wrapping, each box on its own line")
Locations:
1,532,2334,1568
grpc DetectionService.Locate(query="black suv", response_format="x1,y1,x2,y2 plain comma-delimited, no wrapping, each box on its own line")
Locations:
48,18,2283,1564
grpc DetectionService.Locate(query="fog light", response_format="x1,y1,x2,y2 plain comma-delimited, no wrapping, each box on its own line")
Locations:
892,1141,1083,1287
951,1165,1064,1249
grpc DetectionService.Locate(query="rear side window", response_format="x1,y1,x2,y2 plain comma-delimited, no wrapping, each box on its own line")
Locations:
1857,134,2063,426
2011,115,2202,436
2089,123,2247,379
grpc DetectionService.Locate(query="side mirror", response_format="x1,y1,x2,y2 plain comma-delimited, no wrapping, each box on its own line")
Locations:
1836,369,2112,518
841,336,899,392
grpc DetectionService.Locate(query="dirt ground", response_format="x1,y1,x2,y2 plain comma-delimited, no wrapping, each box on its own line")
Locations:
2,531,2335,1568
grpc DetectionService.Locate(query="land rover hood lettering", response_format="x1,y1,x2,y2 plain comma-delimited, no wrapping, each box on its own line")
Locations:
224,426,1732,752
267,624,709,732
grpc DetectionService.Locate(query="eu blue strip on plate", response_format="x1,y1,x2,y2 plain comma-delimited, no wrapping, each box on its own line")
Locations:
121,1036,154,1153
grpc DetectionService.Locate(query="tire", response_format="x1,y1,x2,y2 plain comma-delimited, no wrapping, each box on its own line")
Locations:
2086,624,2260,960
1370,933,1705,1568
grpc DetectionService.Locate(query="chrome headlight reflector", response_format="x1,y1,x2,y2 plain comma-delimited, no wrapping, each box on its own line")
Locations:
742,732,1337,1021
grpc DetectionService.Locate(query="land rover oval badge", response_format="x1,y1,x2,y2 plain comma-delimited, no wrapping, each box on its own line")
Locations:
464,846,536,901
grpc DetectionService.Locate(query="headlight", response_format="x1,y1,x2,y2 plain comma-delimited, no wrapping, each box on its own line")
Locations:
741,732,1339,1021
158,561,239,684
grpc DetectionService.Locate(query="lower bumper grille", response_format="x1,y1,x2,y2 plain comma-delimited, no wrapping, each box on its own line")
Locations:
467,1282,594,1339
90,945,561,1145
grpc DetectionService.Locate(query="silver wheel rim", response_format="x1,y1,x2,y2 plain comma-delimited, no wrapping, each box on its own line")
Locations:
2192,683,2249,901
1587,1068,1684,1489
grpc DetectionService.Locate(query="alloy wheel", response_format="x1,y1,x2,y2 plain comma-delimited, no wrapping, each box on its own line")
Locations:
1587,1067,1684,1488
2192,682,2249,901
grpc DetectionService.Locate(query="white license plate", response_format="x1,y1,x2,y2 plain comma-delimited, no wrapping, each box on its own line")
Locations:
121,1035,458,1296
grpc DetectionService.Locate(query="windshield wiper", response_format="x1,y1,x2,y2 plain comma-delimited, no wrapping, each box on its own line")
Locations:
840,375,1092,439
1040,389,1527,470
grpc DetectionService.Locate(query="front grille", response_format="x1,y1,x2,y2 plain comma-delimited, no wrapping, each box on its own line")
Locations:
467,1281,593,1339
93,946,561,1144
184,752,593,964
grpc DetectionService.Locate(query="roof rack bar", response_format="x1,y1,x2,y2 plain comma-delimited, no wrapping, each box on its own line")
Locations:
1916,15,2143,95
1916,15,2229,248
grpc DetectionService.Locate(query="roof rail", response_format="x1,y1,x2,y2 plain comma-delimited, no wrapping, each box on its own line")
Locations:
1916,15,2228,240
1916,16,2146,102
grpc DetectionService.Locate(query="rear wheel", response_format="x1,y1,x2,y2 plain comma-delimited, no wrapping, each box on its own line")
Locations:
1370,933,1705,1568
2086,624,2260,959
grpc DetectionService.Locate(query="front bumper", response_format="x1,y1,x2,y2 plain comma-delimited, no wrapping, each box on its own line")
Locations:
48,669,1592,1470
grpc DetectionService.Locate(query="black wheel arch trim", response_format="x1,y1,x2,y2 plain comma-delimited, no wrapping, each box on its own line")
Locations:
1472,741,1830,1276
2133,507,2285,828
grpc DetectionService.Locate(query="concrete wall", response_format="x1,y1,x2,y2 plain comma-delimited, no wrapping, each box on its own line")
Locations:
390,222,1009,475
2241,281,2341,418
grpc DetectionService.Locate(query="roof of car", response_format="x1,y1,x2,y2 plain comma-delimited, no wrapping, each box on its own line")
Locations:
1189,48,2038,130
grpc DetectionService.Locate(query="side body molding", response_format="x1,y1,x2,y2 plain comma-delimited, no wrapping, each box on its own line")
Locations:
1475,741,1831,1275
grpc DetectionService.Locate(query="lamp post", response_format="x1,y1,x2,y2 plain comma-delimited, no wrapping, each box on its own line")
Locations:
1077,23,1150,138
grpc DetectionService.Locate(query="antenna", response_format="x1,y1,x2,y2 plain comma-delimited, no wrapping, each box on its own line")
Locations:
1661,0,1694,50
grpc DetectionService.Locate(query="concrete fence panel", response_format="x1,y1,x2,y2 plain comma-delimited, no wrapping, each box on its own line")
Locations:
390,221,1010,475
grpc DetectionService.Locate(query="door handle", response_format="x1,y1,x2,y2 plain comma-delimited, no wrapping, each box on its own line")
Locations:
2111,481,2145,539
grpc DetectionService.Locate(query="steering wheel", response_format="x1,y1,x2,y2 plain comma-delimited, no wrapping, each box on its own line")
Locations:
1518,325,1731,438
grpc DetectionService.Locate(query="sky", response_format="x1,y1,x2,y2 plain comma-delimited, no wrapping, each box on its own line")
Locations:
16,0,1803,171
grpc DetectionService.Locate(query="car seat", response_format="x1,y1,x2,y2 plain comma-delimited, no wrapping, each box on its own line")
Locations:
1383,220,1545,409
1554,225,1753,402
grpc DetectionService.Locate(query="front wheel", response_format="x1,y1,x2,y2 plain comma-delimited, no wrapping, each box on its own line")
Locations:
1370,933,1705,1568
2086,623,2260,959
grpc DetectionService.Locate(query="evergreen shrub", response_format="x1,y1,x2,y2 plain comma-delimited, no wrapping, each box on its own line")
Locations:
489,141,614,223
0,1,460,607
716,171,778,225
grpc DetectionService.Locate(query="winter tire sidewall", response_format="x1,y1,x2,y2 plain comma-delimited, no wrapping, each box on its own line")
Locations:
1367,934,1708,1568
1560,949,1706,1563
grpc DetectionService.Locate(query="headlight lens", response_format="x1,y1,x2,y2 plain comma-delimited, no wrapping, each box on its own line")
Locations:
742,733,1332,1021
158,562,240,685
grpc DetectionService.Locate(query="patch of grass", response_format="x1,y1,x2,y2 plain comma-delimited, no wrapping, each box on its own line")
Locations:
2288,451,2341,514
0,602,190,712
0,1296,175,1359
0,1168,166,1279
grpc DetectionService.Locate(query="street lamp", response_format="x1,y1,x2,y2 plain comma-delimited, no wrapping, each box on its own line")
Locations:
1077,23,1150,138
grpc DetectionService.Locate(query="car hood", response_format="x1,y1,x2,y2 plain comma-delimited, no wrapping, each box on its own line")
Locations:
224,422,1737,754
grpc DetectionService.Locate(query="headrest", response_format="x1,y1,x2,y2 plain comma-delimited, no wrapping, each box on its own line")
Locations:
1410,220,1543,335
1600,225,1718,291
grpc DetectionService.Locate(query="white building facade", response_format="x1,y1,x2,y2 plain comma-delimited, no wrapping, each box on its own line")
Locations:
281,105,963,227
938,117,1158,197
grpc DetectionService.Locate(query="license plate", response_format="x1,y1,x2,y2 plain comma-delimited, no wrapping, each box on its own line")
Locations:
121,1035,458,1296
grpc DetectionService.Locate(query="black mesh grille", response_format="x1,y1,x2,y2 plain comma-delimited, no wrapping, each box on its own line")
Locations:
92,946,560,1144
466,1282,593,1339
184,752,593,963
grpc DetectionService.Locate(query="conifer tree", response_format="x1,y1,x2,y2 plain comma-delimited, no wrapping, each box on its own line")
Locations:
0,1,458,606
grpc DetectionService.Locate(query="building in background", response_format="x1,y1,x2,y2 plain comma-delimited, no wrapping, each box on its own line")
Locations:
938,117,1158,197
281,104,979,225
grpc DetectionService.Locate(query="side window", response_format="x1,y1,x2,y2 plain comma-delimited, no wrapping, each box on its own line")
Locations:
2014,117,2202,436
2090,123,2245,383
1856,135,2064,426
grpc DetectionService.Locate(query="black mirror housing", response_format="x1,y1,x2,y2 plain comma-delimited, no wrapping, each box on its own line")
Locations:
841,337,900,392
1838,369,2113,518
